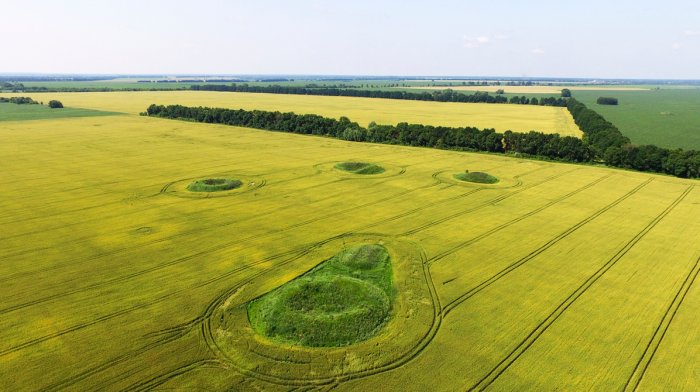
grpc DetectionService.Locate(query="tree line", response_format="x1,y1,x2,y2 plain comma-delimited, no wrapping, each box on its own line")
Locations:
189,84,570,107
145,102,699,178
0,96,38,104
144,104,592,163
567,98,699,178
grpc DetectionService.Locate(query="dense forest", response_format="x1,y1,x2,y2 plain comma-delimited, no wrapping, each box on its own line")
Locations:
189,84,570,107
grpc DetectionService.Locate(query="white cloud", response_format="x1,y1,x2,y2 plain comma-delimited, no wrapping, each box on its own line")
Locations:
531,48,545,54
494,33,508,40
463,35,491,48
671,42,682,50
684,30,700,36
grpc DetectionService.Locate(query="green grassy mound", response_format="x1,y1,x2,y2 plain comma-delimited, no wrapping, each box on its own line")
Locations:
247,244,394,347
453,171,499,184
186,178,242,192
334,161,385,175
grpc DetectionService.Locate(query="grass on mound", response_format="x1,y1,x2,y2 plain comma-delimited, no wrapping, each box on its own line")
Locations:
247,244,394,347
453,171,499,184
186,178,242,192
334,161,385,175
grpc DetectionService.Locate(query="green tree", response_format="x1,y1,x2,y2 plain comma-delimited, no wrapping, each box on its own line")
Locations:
48,100,63,108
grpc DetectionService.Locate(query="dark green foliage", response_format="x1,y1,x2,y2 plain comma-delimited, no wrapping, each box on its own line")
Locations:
144,104,592,164
334,162,385,175
0,96,38,104
453,171,499,184
186,178,242,192
146,103,698,178
247,244,393,347
597,97,619,105
567,98,630,154
48,100,63,109
190,84,569,107
561,88,572,98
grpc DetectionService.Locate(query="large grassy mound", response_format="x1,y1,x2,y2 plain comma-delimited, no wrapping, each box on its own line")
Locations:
453,171,499,184
186,178,242,192
334,161,385,175
247,244,393,347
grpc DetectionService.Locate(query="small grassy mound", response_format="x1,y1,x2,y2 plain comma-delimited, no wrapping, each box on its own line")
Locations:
247,244,393,347
453,171,499,184
186,178,242,192
334,161,385,175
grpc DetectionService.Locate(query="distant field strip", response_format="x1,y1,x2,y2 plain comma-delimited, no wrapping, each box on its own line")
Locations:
4,91,582,136
0,96,698,391
405,85,650,94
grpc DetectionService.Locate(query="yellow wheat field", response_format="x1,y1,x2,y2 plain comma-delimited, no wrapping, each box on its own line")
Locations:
0,95,698,391
4,91,582,137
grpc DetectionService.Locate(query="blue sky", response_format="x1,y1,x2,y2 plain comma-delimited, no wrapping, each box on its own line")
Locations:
3,0,700,78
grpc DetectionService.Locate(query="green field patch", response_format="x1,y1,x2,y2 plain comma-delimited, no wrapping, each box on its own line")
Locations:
186,178,242,192
248,244,393,347
0,102,118,122
334,161,386,175
454,171,499,184
573,89,700,149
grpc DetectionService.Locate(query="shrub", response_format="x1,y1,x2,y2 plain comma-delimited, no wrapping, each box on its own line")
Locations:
596,97,618,105
48,100,64,109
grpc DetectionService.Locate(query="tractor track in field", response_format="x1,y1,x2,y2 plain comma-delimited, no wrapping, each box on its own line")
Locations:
623,252,700,391
3,234,337,371
0,159,418,284
441,178,654,316
190,246,444,389
467,185,694,392
0,160,533,316
0,169,434,317
40,333,201,391
16,165,547,389
400,167,579,236
130,168,561,390
0,165,320,244
41,233,386,391
0,156,268,224
424,173,613,265
120,359,225,392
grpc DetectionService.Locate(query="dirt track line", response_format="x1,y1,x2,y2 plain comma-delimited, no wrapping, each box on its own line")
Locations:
19,166,540,389
441,178,653,316
467,185,694,392
40,166,543,389
426,173,612,265
400,168,578,237
197,246,444,387
0,174,436,317
623,252,700,391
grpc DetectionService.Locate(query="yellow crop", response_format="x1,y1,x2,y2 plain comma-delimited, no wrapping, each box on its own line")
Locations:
5,90,582,136
0,93,697,390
